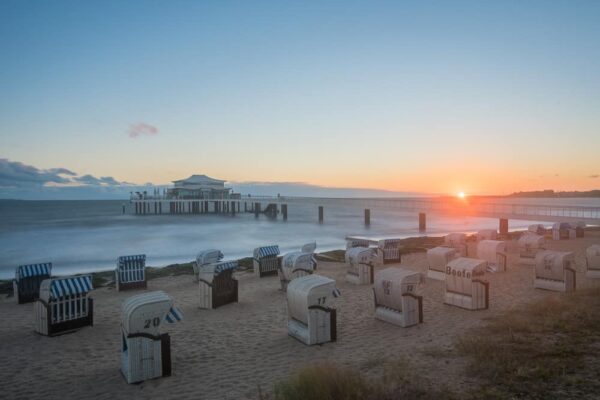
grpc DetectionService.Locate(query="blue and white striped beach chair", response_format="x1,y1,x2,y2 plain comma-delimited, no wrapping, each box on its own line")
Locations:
198,260,239,309
116,255,147,291
34,275,94,336
13,263,52,304
121,291,183,383
253,245,280,278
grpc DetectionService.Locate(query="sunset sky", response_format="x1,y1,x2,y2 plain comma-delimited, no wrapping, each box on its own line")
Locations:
1,1,599,197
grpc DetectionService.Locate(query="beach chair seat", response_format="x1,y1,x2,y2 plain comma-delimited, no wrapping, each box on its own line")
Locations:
198,260,238,309
534,250,576,292
373,267,423,327
34,275,94,336
287,275,340,345
116,255,147,291
253,245,280,277
345,247,377,284
477,240,507,273
279,251,316,291
552,222,575,240
444,258,489,310
444,233,468,257
427,246,456,280
517,233,545,265
13,263,52,304
121,291,183,384
586,245,600,279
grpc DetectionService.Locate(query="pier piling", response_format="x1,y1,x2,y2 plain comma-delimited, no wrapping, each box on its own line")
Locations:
419,212,427,232
318,206,324,223
499,218,509,236
364,209,370,226
282,204,288,220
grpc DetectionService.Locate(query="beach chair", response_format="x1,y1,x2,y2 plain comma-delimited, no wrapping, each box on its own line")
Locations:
552,222,576,240
34,275,94,336
427,246,457,280
517,233,545,265
279,252,315,291
377,239,402,264
287,274,340,345
116,255,147,291
253,245,280,277
476,229,498,242
477,240,507,273
444,258,489,311
198,260,239,309
574,222,585,238
194,249,224,281
345,247,377,284
534,250,576,292
528,224,546,235
444,233,468,257
345,237,371,249
586,245,600,279
373,267,423,327
13,262,52,304
121,291,183,384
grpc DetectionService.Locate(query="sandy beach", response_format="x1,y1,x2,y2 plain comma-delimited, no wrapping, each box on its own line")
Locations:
2,231,600,400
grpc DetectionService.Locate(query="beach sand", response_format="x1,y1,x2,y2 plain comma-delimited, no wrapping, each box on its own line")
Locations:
1,232,599,400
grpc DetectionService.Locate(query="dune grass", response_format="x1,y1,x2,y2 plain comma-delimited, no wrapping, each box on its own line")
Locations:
456,287,600,399
268,360,456,400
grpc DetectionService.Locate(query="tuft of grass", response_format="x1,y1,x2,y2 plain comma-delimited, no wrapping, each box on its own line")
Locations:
146,262,194,279
270,360,456,400
457,288,600,399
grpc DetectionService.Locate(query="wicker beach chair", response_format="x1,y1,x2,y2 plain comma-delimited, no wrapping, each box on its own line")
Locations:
477,240,507,273
287,274,340,345
444,258,489,311
373,267,423,327
345,246,377,285
534,250,576,292
198,260,239,309
253,245,280,277
116,255,147,291
13,262,52,304
427,246,456,280
34,275,94,336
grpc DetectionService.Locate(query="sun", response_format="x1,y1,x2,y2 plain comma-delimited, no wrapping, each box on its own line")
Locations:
457,191,466,199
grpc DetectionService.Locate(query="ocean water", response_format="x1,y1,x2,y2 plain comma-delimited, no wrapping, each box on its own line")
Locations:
1,198,598,279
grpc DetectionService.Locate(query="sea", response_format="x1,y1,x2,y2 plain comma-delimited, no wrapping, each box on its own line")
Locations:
1,198,599,279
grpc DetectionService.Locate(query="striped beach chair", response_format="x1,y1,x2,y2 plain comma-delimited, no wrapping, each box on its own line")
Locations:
198,260,239,309
34,275,94,336
374,268,424,327
116,255,147,291
121,291,183,384
13,263,52,304
194,249,224,282
253,245,280,277
287,274,341,345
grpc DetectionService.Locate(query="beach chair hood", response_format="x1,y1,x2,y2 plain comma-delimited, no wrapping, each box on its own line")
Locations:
15,263,52,281
374,268,422,311
121,291,182,337
287,275,339,326
535,251,574,281
39,275,93,303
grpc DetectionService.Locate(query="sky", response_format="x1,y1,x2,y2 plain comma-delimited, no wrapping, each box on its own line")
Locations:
1,0,599,198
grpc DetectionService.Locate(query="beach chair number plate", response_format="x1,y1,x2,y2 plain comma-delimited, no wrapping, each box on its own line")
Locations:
144,317,161,329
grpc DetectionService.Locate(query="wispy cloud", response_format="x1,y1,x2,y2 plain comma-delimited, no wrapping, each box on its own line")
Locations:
128,122,158,138
589,174,599,178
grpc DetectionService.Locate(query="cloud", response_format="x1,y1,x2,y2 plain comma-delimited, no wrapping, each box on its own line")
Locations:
589,174,599,178
0,158,126,189
128,122,158,138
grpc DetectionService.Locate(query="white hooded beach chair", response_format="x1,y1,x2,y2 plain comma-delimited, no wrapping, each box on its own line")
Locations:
287,274,340,345
552,222,576,240
517,233,546,265
13,262,52,304
194,249,224,281
427,246,457,280
279,252,316,291
477,229,498,242
345,237,371,249
345,247,377,285
444,258,489,311
34,275,94,336
373,268,423,327
253,245,280,278
198,260,239,309
377,239,402,264
528,224,546,235
477,240,507,273
116,255,147,291
121,291,183,384
586,245,600,279
444,233,468,257
534,250,576,292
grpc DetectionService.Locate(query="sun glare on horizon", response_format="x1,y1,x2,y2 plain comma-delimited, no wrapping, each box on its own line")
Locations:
457,192,466,199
